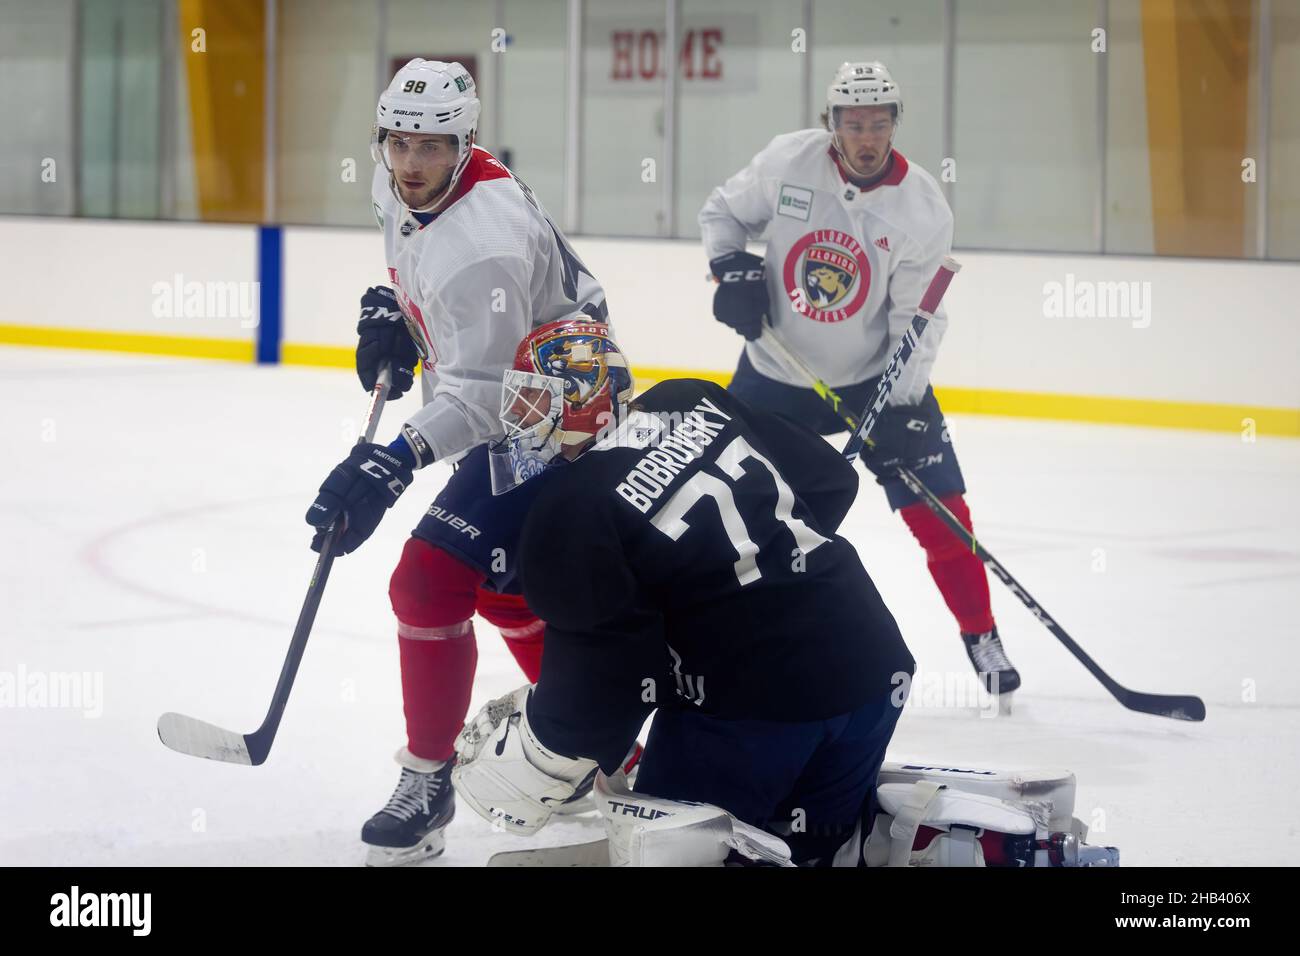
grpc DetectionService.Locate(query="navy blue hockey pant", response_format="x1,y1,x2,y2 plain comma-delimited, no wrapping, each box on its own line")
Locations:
633,691,903,866
411,443,547,594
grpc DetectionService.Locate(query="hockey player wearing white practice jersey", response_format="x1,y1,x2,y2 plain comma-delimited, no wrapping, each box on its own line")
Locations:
699,62,1019,695
303,59,611,866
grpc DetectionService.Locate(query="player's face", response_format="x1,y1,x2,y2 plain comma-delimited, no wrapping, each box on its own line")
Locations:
387,132,459,207
835,105,895,178
506,385,554,429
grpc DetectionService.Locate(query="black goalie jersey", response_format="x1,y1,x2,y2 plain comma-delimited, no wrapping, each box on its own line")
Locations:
518,378,915,772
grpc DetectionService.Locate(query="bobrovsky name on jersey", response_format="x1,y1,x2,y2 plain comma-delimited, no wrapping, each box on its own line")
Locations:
614,398,733,514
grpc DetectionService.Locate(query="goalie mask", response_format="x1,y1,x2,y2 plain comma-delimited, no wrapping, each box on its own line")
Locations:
489,320,634,495
371,58,480,215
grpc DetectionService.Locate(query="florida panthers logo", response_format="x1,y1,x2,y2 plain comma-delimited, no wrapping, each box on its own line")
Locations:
531,325,617,409
783,229,871,323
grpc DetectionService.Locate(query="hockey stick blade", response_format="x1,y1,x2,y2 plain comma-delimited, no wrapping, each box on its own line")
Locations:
157,712,261,765
157,369,393,766
762,327,1206,722
900,468,1207,723
1114,691,1205,723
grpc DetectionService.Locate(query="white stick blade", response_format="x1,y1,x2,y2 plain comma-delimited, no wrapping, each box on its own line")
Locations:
487,839,610,867
157,712,253,765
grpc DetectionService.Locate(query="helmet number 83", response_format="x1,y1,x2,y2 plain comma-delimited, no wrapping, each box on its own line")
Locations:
650,435,829,586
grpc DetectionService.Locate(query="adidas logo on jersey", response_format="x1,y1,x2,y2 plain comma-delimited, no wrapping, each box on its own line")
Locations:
874,236,890,251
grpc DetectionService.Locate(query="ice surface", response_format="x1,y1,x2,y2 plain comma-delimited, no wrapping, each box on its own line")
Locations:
2,348,1296,866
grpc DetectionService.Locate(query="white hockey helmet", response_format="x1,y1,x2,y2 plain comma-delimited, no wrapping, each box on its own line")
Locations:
826,61,904,126
371,58,481,213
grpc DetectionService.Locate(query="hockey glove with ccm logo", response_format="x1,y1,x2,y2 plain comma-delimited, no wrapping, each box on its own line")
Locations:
356,286,421,400
305,443,414,555
709,251,769,341
860,394,941,476
452,685,599,836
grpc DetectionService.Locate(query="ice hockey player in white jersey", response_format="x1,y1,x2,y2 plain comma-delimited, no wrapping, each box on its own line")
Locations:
699,61,1019,699
303,58,611,866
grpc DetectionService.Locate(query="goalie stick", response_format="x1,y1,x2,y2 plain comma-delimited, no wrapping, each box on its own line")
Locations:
157,366,394,765
760,326,1206,722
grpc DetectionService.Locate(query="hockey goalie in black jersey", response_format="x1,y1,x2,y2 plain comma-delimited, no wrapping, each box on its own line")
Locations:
450,319,915,866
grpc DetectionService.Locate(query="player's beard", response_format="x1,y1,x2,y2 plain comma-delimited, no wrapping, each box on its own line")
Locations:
845,149,888,180
397,169,453,211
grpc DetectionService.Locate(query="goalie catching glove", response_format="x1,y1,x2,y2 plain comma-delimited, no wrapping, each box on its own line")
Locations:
451,685,599,836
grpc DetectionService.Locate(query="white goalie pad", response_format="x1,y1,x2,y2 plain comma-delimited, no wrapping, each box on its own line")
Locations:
594,771,795,867
865,760,1119,867
878,760,1078,832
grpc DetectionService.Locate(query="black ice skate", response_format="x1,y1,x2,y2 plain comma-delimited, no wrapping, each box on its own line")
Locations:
962,628,1021,705
362,748,455,867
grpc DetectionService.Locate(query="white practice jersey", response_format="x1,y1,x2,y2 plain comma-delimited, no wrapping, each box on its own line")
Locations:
699,129,952,404
371,146,607,465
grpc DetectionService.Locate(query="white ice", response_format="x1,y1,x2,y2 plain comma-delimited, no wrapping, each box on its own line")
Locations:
2,347,1297,866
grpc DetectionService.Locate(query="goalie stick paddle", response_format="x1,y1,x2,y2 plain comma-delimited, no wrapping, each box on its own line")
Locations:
157,367,394,765
760,325,1206,723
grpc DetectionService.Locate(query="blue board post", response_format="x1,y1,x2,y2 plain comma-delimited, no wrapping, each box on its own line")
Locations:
256,225,283,364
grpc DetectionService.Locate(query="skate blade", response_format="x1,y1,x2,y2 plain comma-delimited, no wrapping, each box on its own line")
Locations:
364,829,447,867
994,691,1015,716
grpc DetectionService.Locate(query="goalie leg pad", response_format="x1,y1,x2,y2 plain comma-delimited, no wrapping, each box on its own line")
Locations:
451,686,597,836
595,771,794,867
863,761,1119,867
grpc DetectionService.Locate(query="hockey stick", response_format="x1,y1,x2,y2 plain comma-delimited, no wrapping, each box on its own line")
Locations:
157,366,394,765
839,256,960,463
761,327,1206,722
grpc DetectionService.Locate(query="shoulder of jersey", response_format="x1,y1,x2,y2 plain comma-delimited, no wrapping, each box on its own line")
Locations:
581,378,720,460
417,149,542,277
753,128,833,176
895,156,951,218
636,377,721,411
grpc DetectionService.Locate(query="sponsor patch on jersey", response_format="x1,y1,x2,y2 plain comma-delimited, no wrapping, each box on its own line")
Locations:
777,184,813,222
782,228,872,324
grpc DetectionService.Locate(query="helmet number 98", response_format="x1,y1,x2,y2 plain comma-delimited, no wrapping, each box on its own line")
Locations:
402,80,427,93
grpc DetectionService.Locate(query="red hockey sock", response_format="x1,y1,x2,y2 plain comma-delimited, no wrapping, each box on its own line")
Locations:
477,588,546,683
389,538,483,761
899,495,996,635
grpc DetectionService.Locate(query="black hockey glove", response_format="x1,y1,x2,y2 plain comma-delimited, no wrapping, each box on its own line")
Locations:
709,251,769,341
305,443,414,555
860,394,938,477
356,286,420,400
